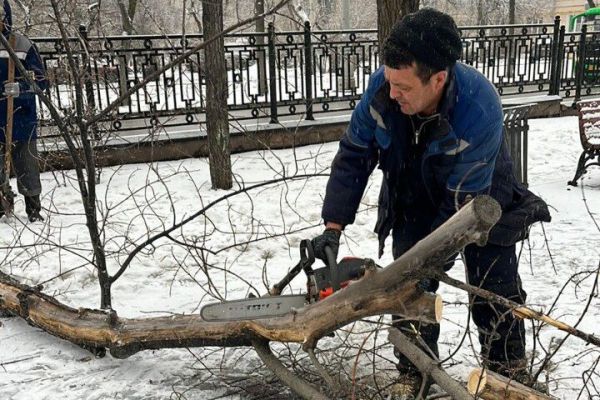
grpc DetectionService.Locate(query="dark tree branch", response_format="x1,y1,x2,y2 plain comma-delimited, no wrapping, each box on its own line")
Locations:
435,272,600,347
388,328,472,400
111,174,329,283
252,340,330,400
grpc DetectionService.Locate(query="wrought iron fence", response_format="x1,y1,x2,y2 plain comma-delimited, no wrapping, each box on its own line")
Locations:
459,22,558,96
31,17,600,136
557,25,600,99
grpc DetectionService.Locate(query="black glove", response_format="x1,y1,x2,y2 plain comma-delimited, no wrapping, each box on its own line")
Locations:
311,228,341,263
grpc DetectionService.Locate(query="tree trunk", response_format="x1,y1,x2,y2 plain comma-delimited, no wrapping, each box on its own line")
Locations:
0,269,441,358
476,0,486,26
116,0,136,34
255,0,268,96
377,0,419,54
116,0,137,107
0,195,502,358
508,0,516,78
202,0,232,189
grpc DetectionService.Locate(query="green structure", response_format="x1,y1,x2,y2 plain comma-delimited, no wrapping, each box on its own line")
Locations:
569,7,600,31
570,7,600,81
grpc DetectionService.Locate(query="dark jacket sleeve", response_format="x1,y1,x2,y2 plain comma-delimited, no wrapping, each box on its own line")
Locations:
24,42,48,93
322,131,378,226
321,71,385,226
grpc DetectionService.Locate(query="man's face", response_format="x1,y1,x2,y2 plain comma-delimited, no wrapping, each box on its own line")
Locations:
384,64,447,116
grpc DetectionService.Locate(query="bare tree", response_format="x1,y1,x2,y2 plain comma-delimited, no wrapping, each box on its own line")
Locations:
202,0,232,189
509,0,515,24
116,0,137,35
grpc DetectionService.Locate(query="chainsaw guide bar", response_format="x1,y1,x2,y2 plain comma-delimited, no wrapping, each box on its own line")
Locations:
201,294,307,321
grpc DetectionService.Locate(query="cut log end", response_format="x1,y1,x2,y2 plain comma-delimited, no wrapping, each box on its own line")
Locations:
434,294,443,323
467,368,487,395
467,368,555,400
471,195,502,227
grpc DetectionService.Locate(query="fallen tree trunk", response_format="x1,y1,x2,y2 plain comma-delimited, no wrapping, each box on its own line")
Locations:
0,271,440,358
0,195,501,358
467,368,556,399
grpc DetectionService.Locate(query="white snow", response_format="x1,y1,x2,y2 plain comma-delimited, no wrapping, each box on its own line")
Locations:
1,115,599,399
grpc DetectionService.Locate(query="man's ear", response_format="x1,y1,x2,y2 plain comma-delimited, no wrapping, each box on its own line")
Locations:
432,70,448,91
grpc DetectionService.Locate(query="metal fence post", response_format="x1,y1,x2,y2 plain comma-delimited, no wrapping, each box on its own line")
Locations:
549,16,560,95
267,22,278,124
575,24,587,103
303,21,314,121
78,25,96,112
554,25,566,96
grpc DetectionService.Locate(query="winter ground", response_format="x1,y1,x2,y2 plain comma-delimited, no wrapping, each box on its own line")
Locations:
0,115,599,399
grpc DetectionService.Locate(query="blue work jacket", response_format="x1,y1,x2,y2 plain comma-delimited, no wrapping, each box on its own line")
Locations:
322,63,550,256
0,0,48,143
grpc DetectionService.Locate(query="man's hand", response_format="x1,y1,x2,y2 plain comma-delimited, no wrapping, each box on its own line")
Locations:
311,227,341,263
3,82,20,97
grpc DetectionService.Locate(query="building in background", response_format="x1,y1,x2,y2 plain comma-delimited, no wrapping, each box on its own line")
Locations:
554,0,599,31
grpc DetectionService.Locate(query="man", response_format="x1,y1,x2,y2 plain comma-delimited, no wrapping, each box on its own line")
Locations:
311,8,550,399
0,0,47,222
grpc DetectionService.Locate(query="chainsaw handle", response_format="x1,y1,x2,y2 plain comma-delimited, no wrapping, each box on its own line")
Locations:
324,246,340,292
300,239,315,268
270,239,315,295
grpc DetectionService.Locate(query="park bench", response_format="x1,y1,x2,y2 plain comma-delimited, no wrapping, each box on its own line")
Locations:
568,98,600,186
503,104,532,186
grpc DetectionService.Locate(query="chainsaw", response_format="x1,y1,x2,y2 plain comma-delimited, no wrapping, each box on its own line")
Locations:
200,240,375,321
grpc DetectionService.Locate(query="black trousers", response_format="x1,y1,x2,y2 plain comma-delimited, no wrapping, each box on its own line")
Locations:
392,237,526,372
0,139,42,197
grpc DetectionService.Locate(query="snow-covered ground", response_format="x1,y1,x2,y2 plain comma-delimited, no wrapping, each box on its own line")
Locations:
1,115,599,399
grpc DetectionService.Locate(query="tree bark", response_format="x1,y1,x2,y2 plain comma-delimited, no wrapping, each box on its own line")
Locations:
202,0,232,189
467,368,556,399
0,270,440,358
255,0,265,35
476,0,486,26
116,0,136,35
509,0,516,24
255,0,268,95
0,195,502,359
377,0,419,54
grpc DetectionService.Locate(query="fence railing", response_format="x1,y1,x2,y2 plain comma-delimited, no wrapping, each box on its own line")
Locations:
32,16,600,136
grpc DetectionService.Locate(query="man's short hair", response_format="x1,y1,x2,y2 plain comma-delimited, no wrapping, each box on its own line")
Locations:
382,8,462,82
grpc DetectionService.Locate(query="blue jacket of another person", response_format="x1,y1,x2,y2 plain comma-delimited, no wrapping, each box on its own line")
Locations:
0,0,48,143
321,63,550,256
